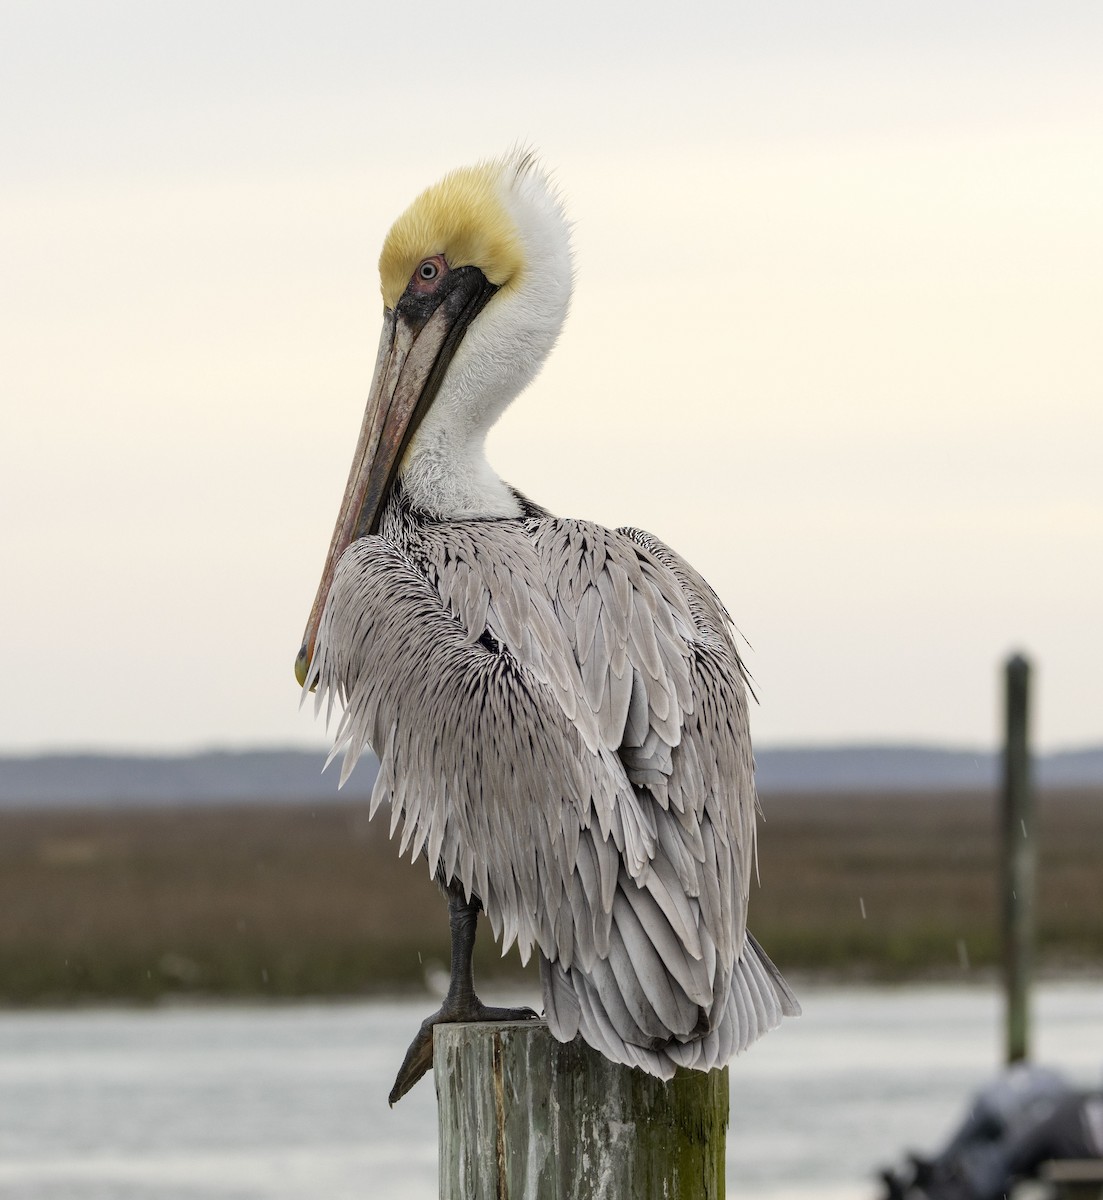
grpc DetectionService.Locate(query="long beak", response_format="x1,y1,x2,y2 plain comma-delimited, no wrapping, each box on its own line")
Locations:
295,269,497,687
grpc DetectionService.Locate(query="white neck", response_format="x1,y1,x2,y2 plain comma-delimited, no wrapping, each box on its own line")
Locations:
398,164,572,521
399,430,522,520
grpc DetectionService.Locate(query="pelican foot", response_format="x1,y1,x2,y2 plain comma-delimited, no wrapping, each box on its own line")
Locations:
388,999,538,1106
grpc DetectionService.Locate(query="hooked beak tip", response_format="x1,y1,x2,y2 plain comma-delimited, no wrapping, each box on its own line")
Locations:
294,643,314,690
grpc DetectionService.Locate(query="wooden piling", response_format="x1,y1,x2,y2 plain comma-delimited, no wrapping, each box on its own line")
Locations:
1000,652,1035,1065
435,1021,729,1199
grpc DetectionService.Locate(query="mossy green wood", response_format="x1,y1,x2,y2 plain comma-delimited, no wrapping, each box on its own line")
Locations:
436,1021,729,1199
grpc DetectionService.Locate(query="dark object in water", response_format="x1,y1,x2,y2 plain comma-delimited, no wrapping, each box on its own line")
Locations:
878,1064,1103,1200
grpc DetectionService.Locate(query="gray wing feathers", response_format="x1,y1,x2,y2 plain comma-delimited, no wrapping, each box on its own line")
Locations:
311,535,634,973
533,522,695,769
310,514,797,1080
544,922,800,1079
532,519,798,1070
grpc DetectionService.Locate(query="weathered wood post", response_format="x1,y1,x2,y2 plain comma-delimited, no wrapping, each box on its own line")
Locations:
1000,652,1035,1065
436,1021,729,1199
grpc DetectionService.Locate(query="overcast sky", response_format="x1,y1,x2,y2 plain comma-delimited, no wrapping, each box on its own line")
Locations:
3,1,1101,754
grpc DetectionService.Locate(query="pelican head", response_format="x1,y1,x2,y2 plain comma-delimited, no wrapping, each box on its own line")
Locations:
295,150,572,686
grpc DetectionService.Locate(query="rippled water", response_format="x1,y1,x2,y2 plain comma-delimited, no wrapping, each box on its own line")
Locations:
0,982,1098,1199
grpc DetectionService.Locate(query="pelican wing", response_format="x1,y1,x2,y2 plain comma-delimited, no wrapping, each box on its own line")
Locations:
527,520,795,1075
310,517,797,1078
532,520,758,936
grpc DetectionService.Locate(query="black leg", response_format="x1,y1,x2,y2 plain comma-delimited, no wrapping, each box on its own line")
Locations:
388,878,538,1106
440,877,480,1013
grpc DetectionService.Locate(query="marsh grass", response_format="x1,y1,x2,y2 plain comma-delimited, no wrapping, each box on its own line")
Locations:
753,789,1102,977
0,789,1098,1002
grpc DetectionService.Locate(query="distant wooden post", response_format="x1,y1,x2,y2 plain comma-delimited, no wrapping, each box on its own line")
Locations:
436,1021,729,1199
1001,653,1035,1064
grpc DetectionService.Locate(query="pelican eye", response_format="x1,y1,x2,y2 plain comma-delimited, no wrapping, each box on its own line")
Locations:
408,254,447,296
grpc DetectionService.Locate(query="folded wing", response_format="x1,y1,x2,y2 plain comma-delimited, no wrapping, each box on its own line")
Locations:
310,516,797,1077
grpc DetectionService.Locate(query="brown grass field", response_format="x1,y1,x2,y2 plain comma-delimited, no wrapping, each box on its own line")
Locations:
0,788,1099,1003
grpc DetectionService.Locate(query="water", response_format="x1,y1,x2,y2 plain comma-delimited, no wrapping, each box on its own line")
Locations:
0,983,1098,1199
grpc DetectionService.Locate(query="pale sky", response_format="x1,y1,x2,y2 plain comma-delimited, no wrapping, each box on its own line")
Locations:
3,1,1101,754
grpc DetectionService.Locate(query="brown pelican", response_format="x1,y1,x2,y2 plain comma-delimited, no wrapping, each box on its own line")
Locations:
296,150,798,1105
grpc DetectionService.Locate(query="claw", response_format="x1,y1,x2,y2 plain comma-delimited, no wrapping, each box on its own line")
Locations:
387,1002,540,1106
389,1015,437,1107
